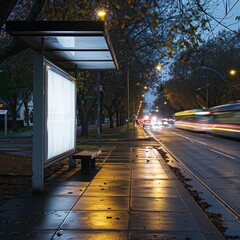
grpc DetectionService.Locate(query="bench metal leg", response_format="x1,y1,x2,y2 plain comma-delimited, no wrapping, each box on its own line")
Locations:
68,156,76,168
91,158,96,169
81,157,92,174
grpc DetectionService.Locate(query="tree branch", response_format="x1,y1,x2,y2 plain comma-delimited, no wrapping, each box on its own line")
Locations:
0,0,18,30
0,0,47,64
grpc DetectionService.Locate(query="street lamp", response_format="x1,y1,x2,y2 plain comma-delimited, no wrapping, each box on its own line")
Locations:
198,66,229,108
195,75,209,108
137,100,143,116
95,8,108,144
127,63,130,131
155,64,162,71
96,8,107,21
229,69,239,76
201,66,228,85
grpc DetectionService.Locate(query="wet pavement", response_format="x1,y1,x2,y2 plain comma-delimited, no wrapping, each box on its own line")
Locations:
0,126,225,239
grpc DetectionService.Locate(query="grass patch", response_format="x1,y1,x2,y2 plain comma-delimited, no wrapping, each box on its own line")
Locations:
76,144,99,150
17,126,33,132
0,145,31,149
0,127,33,135
77,125,132,142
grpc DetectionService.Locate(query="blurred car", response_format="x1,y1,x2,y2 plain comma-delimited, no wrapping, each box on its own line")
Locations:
168,118,175,125
161,119,169,126
142,119,152,128
152,122,161,128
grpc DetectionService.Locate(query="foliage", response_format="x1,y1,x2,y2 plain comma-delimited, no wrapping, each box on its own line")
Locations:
158,30,240,111
0,49,33,130
0,0,236,128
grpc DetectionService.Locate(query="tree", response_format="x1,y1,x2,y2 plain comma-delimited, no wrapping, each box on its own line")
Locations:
0,0,18,28
76,71,98,136
1,0,234,133
156,29,240,110
0,0,48,62
0,49,33,130
96,0,218,119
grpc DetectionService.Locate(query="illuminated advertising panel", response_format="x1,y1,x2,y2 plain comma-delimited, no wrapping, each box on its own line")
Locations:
45,62,76,161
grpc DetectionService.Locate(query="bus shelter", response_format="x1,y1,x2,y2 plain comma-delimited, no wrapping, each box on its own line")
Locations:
6,21,118,192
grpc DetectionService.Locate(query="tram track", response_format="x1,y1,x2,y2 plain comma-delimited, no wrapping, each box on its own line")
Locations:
145,129,240,238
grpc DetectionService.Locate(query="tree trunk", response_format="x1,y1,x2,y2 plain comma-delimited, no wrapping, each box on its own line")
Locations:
10,103,17,131
81,115,89,137
104,105,114,128
78,98,89,137
23,100,30,127
100,92,103,132
116,110,119,126
109,111,114,128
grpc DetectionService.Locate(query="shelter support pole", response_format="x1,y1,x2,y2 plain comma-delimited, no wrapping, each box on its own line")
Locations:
69,65,78,168
32,54,45,193
97,71,101,146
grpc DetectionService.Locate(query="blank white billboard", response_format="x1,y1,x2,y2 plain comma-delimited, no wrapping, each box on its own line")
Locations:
46,65,76,161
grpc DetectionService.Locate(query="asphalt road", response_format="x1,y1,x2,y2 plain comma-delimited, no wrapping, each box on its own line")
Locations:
149,125,240,217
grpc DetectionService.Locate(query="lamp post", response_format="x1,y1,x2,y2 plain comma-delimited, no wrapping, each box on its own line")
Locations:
201,66,228,85
199,66,230,107
195,75,209,108
96,71,101,146
96,8,107,143
127,64,130,131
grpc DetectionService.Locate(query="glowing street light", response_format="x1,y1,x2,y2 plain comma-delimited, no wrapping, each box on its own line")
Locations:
96,9,107,21
155,64,162,71
229,69,237,76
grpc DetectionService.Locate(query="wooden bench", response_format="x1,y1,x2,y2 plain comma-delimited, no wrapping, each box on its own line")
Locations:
72,149,101,174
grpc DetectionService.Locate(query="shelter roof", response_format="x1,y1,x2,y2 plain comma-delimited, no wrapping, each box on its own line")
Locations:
6,21,118,71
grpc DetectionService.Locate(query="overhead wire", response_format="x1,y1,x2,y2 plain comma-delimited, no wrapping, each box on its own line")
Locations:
201,0,240,40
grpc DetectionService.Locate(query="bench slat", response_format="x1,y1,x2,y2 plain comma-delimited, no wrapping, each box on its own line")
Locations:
72,149,101,159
